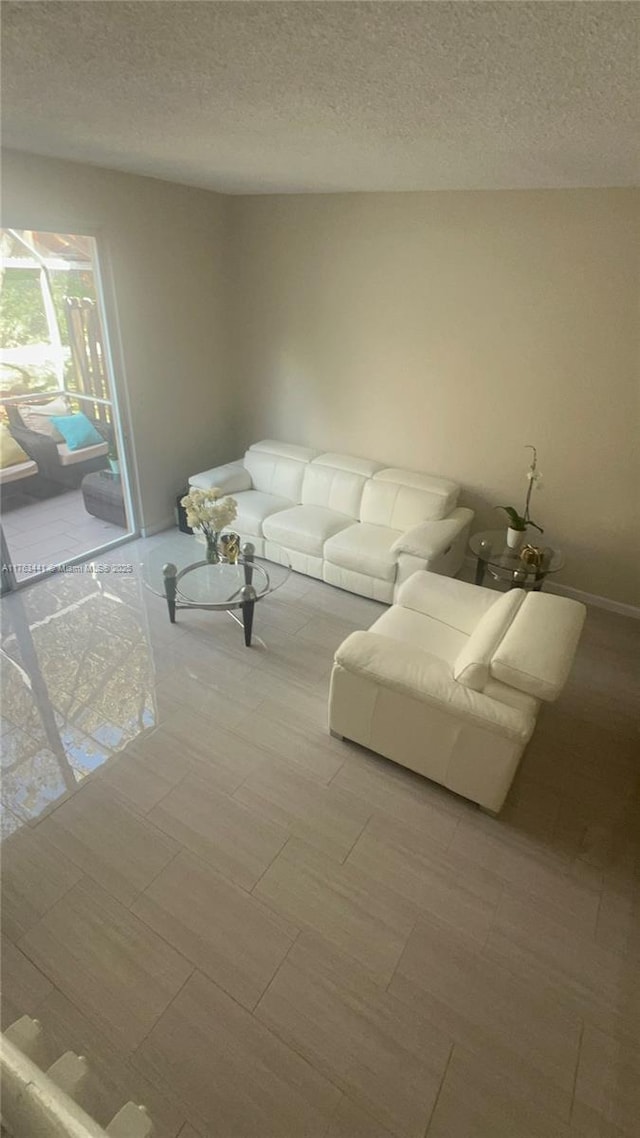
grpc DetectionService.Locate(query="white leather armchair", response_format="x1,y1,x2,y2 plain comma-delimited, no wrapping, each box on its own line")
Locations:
329,572,586,813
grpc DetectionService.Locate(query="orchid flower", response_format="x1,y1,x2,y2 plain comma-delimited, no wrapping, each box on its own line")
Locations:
497,445,544,533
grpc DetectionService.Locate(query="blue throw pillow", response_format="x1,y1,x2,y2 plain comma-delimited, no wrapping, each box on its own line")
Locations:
49,412,105,451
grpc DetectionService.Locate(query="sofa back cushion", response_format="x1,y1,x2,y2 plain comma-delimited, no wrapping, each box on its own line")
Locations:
0,423,30,468
361,468,459,528
302,453,382,519
17,396,71,441
244,440,317,502
489,593,586,702
453,590,525,691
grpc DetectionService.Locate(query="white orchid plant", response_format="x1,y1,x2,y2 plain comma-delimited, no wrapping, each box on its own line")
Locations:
180,487,238,540
497,445,544,533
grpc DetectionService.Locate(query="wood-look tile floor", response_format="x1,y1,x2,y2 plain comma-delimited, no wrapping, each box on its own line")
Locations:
1,537,638,1137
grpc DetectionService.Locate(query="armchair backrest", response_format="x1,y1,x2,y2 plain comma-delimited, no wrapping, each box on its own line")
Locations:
489,592,586,701
455,591,586,702
302,453,382,519
360,468,459,529
243,440,317,502
454,591,525,691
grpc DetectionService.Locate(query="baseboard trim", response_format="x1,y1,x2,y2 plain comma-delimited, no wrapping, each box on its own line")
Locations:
544,580,640,620
461,555,640,620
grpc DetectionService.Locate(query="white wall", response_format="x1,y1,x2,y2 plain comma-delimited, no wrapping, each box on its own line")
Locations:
1,149,233,533
228,190,640,605
3,157,637,605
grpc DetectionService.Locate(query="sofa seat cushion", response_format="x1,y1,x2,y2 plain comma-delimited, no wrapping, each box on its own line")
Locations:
56,441,109,467
233,490,295,537
371,606,468,667
324,522,401,582
263,505,352,557
0,458,38,485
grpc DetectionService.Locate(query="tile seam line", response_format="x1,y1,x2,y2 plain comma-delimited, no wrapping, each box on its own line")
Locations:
422,1041,454,1138
28,810,182,903
129,842,302,944
337,806,378,866
249,832,298,897
6,858,84,942
131,962,345,1116
125,846,183,915
130,961,197,1056
569,1020,586,1127
14,924,195,1061
1,932,58,1001
248,925,302,1014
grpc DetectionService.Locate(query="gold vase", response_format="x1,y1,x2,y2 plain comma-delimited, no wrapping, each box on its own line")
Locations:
220,532,240,564
520,543,544,568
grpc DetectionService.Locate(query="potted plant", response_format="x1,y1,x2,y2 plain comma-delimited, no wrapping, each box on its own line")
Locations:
96,423,120,474
497,445,544,549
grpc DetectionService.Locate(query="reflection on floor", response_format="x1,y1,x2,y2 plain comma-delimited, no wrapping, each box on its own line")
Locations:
1,487,127,581
1,538,639,1138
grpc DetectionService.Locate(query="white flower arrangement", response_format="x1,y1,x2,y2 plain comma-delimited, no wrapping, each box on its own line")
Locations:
180,487,238,539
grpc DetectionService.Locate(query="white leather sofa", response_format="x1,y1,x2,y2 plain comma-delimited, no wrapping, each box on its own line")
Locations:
329,572,586,812
189,440,474,601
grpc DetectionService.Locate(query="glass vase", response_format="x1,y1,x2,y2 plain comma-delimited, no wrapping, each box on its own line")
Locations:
205,532,220,564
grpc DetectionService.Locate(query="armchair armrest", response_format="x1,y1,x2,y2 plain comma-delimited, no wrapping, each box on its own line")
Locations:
335,631,534,742
189,460,252,493
391,507,474,562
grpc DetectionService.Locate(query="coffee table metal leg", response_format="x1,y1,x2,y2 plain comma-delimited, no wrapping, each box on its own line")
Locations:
163,562,178,623
242,542,255,587
532,571,545,592
240,584,257,647
475,557,486,586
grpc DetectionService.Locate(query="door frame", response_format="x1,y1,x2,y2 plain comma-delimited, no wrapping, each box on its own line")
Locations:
1,225,141,591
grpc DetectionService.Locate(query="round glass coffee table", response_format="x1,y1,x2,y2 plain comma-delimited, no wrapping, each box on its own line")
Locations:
469,529,564,592
141,535,290,646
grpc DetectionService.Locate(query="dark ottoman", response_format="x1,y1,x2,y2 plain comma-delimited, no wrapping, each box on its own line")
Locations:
81,471,127,527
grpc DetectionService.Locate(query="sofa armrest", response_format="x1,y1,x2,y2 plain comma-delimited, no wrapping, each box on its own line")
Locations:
391,507,474,562
189,460,252,493
8,425,60,477
335,631,534,742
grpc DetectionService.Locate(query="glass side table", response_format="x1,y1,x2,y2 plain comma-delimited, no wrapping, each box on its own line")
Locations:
469,529,564,592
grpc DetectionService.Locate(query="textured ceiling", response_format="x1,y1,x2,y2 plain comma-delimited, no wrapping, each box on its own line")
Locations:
2,1,638,194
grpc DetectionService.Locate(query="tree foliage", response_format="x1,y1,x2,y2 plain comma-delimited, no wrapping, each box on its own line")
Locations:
0,268,96,348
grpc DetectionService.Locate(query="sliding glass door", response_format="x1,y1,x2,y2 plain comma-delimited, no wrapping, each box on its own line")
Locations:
0,229,135,586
